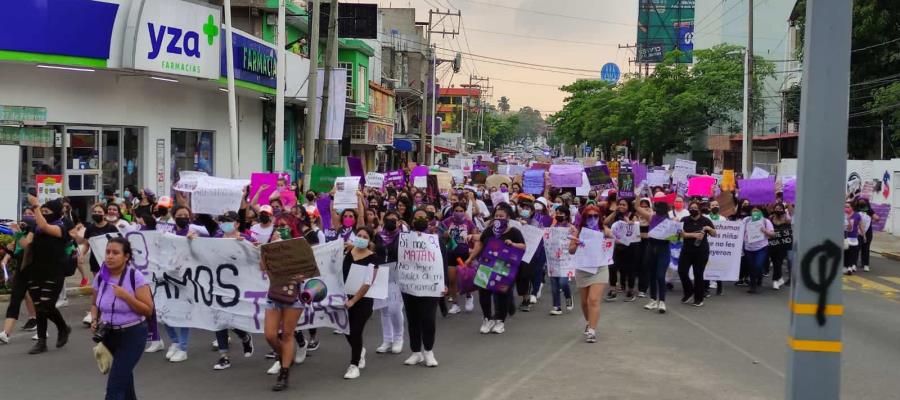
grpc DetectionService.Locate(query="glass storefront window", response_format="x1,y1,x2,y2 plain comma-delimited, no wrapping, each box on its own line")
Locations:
123,128,141,191
171,129,214,186
102,129,120,195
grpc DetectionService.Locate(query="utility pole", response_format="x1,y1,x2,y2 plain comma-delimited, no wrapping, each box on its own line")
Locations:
302,0,321,191
422,9,461,165
741,0,754,177
786,1,851,399
274,0,286,173
223,0,240,178
316,0,339,166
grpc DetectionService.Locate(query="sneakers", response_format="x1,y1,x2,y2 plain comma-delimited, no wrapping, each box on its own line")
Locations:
491,321,506,334
82,312,93,326
736,280,749,287
535,283,544,299
624,291,636,302
585,328,597,343
165,343,180,360
265,350,278,359
213,356,231,370
643,300,659,311
681,295,693,304
604,290,618,302
376,342,392,354
22,318,37,331
391,341,403,354
479,319,496,334
145,340,165,353
169,350,188,362
266,361,282,375
306,339,320,351
519,300,532,312
709,281,718,289
693,301,705,307
657,301,667,314
448,304,462,314
0,331,9,344
565,298,574,311
28,338,47,354
344,365,361,379
241,337,254,357
844,267,853,276
212,337,229,351
863,265,871,272
423,350,438,367
294,342,307,365
529,295,538,304
404,352,425,365
56,325,71,348
464,295,475,312
272,367,289,391
550,307,563,315
773,278,784,290
637,291,648,298
359,348,367,369
31,333,38,340
55,298,68,308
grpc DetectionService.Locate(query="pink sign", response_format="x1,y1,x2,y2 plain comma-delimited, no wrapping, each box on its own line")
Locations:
250,172,293,206
687,176,717,197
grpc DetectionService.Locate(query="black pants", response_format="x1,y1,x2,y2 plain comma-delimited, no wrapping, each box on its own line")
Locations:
515,261,533,297
344,297,373,366
479,288,512,322
402,294,438,352
739,254,749,282
26,276,68,340
844,244,860,268
769,246,789,282
859,229,873,267
677,248,708,304
611,244,638,291
637,240,650,292
5,266,30,320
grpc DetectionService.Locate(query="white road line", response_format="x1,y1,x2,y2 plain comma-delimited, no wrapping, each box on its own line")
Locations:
473,335,581,400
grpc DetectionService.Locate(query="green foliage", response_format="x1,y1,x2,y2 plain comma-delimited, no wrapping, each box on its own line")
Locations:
870,82,900,140
497,96,511,113
549,44,773,163
480,105,546,151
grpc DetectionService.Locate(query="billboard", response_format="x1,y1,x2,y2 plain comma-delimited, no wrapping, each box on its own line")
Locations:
636,0,695,64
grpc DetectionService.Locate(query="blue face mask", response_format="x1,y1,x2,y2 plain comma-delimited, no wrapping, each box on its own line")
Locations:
520,209,532,219
220,222,235,234
123,190,132,199
352,237,370,249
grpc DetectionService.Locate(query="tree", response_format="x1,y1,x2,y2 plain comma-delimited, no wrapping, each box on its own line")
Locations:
497,96,511,113
870,82,900,140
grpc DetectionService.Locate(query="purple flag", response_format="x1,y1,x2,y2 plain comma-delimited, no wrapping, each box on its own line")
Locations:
348,157,365,185
871,204,890,231
549,164,583,187
316,194,332,229
738,177,776,205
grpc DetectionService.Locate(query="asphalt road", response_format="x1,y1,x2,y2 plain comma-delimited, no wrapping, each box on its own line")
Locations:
1,256,898,400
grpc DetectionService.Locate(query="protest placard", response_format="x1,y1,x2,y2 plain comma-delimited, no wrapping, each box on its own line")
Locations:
572,228,614,271
782,176,797,203
471,170,488,185
365,172,385,189
607,161,620,180
343,263,389,299
36,174,63,204
632,163,647,188
190,176,249,216
448,169,465,185
673,159,696,182
576,171,591,196
705,220,744,281
485,174,512,190
585,166,613,187
530,162,551,171
384,170,406,188
543,228,573,277
746,219,767,243
333,177,360,211
426,174,440,200
310,165,345,193
611,221,640,245
522,169,545,195
473,238,525,294
618,171,635,198
433,171,452,192
261,238,320,286
316,194,333,228
738,177,776,205
687,176,717,197
518,224,545,263
413,175,427,188
647,170,670,187
347,157,366,185
491,191,510,206
249,172,293,206
721,169,736,191
750,167,770,179
173,170,208,192
549,164,583,187
396,232,445,297
871,204,890,231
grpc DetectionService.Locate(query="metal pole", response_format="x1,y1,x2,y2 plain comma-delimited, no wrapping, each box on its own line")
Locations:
741,0,754,177
786,1,852,399
302,0,320,191
881,119,885,160
316,0,339,165
478,100,485,145
274,0,286,173
223,0,240,178
430,44,437,165
419,11,432,165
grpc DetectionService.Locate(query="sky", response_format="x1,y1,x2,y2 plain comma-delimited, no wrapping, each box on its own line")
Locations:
371,0,640,116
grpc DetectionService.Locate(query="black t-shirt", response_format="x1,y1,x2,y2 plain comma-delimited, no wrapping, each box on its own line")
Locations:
30,219,73,279
85,222,120,271
342,252,380,282
680,215,715,249
479,226,525,247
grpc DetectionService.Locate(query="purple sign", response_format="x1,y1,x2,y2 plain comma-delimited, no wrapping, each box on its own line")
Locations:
385,170,406,188
549,164,583,188
633,163,648,187
523,169,545,195
871,204,890,231
221,31,277,88
738,177,776,205
348,157,365,185
783,178,797,203
316,194,332,229
472,238,525,294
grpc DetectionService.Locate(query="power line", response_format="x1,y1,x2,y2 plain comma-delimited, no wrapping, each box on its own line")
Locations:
465,27,619,47
452,0,633,28
852,37,900,53
491,78,564,88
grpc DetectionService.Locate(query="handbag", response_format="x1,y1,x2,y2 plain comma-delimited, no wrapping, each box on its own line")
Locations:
457,264,477,294
93,342,113,374
268,281,300,304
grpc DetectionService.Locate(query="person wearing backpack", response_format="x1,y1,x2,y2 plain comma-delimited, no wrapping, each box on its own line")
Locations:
23,195,73,354
90,237,154,399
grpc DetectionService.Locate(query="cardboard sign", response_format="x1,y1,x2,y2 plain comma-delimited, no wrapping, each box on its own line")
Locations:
544,227,574,277
647,170,670,187
523,170,545,195
310,165,345,193
190,176,250,216
607,161,620,180
672,159,696,184
485,174,512,190
750,167,770,179
396,232,445,297
572,228,615,271
721,170,736,191
471,170,488,185
333,177,361,211
687,176,717,197
491,191,510,206
261,238,321,284
473,238,525,294
413,175,428,188
365,172,385,189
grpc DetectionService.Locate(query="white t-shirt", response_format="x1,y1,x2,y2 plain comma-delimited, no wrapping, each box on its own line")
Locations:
669,209,690,220
250,223,275,244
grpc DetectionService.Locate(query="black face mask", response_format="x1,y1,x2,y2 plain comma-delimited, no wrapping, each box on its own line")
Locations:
710,207,720,215
306,194,316,202
700,207,710,215
259,214,272,224
555,215,567,223
774,210,785,216
426,211,436,221
384,219,398,231
154,207,168,218
689,209,700,217
412,218,429,232
742,205,752,213
91,214,104,223
175,217,190,229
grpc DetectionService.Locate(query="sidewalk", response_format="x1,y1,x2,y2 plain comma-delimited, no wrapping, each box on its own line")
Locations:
872,231,900,262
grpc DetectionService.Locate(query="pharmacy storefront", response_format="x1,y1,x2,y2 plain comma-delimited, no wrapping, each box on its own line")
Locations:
0,0,279,219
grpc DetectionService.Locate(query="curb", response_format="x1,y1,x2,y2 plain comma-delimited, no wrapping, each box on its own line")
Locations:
873,250,900,262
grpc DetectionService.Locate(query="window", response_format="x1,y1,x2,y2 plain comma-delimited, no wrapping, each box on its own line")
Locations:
357,65,367,105
347,120,367,141
338,62,353,100
171,129,214,188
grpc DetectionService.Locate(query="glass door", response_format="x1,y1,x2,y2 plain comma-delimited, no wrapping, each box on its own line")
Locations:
64,127,102,197
102,128,122,197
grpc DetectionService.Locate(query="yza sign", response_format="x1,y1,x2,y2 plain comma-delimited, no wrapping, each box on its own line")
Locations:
133,0,222,79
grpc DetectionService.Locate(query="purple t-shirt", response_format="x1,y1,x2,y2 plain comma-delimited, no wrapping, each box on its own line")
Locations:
93,267,147,326
442,218,476,254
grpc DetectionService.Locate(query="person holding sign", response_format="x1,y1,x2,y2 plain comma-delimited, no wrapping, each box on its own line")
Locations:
374,211,407,356
341,227,381,379
567,205,614,344
465,203,525,335
606,199,640,303
634,199,681,314
548,206,576,315
742,206,775,293
441,203,478,315
768,203,793,290
677,201,716,307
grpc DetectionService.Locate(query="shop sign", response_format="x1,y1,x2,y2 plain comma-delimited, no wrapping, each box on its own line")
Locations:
36,175,64,204
0,105,46,125
367,121,394,146
0,0,119,61
221,30,277,88
0,126,55,147
132,0,222,79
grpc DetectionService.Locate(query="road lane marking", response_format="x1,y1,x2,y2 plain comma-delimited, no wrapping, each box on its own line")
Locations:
473,335,580,400
879,276,900,288
845,275,898,296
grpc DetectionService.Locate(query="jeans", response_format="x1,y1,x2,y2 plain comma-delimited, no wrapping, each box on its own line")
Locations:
344,296,373,366
677,248,708,304
215,329,250,353
104,323,147,400
26,276,67,340
4,266,29,320
515,261,533,297
164,325,190,351
647,240,670,301
745,247,769,290
146,311,160,342
550,276,572,308
478,288,512,321
530,245,547,297
402,294,438,352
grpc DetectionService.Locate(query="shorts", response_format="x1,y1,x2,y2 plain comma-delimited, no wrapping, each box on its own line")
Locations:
266,298,304,310
575,268,610,288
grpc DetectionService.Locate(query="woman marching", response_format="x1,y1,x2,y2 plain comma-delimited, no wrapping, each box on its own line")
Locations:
677,201,716,307
441,202,478,315
341,227,381,379
162,205,208,362
634,198,681,314
743,206,776,293
605,199,640,302
211,212,255,371
375,211,406,356
567,205,615,343
548,206,575,315
402,209,449,367
768,203,793,289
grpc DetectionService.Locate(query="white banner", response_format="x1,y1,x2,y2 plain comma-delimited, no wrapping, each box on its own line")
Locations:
364,172,385,189
89,232,350,334
173,171,208,192
544,227,574,277
672,159,696,184
334,176,360,212
705,220,744,281
518,224,545,263
190,176,250,216
572,228,615,271
396,232,445,297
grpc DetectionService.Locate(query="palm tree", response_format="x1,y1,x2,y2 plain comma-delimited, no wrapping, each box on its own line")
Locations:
498,96,510,113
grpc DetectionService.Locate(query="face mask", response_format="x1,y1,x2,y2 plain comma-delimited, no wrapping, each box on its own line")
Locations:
553,203,562,210
352,236,369,249
858,205,868,212
700,207,710,215
492,218,509,236
426,211,436,221
586,216,600,230
520,209,532,219
500,187,508,193
175,217,190,229
105,215,118,223
92,214,104,223
259,214,272,224
413,218,429,232
689,209,700,217
710,207,720,215
220,222,236,233
384,219,398,231
674,201,684,211
844,207,853,215
278,227,292,240
555,215,567,223
742,205,752,213
342,216,355,228
453,211,466,222
751,211,763,221
774,210,785,216
306,194,316,202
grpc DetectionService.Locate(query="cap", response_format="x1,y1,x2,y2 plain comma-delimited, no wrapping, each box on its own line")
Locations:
535,197,549,209
516,193,535,203
156,196,173,209
259,205,274,215
218,211,239,222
